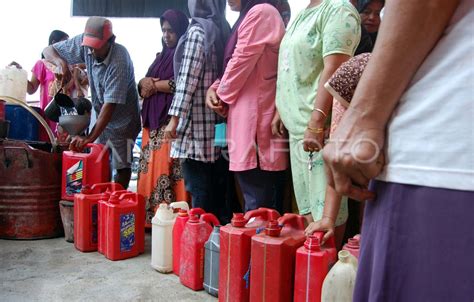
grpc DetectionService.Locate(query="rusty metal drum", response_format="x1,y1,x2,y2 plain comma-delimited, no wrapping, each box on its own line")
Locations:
0,140,63,239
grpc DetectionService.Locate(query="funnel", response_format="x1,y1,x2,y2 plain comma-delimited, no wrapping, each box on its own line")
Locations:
44,89,75,122
59,115,90,136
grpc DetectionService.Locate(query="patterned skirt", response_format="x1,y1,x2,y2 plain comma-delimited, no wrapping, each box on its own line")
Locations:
137,126,190,226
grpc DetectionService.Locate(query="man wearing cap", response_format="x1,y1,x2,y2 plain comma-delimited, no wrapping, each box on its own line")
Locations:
43,16,141,189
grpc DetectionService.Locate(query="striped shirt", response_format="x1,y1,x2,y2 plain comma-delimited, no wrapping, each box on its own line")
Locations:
169,25,223,162
53,34,141,142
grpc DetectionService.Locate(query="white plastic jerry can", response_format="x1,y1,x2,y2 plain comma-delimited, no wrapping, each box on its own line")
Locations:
321,250,358,302
151,201,189,273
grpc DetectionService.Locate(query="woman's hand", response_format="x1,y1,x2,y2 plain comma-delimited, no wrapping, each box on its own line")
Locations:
303,117,325,152
139,77,157,98
271,111,287,138
304,216,335,245
164,116,179,141
8,61,22,69
206,87,228,117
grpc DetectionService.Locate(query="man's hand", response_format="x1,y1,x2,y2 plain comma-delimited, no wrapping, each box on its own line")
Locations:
69,135,91,152
322,108,385,201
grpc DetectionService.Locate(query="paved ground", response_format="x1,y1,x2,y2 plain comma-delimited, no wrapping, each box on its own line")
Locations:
0,233,216,302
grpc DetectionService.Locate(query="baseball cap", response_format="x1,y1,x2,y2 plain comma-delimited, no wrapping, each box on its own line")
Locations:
82,17,113,49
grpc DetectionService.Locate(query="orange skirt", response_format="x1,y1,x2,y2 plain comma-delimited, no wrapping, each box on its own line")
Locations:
137,126,190,226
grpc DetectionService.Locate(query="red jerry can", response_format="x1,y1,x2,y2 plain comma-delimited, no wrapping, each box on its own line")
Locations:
342,234,360,259
98,189,129,254
61,143,110,201
180,212,220,290
102,192,145,261
250,213,306,302
74,182,124,252
173,207,205,276
219,208,280,302
294,232,337,302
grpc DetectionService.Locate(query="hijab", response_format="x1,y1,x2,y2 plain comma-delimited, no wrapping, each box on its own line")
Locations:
173,0,231,76
357,0,385,49
222,0,276,75
141,9,189,130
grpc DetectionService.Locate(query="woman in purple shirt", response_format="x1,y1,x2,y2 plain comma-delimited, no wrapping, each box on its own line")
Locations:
137,10,190,225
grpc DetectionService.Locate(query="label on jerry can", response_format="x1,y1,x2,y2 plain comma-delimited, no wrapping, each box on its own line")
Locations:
66,160,83,195
120,213,135,252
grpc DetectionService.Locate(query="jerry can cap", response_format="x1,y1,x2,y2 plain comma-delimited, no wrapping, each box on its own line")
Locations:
304,235,322,251
231,213,247,227
177,209,188,217
188,214,200,223
265,220,282,237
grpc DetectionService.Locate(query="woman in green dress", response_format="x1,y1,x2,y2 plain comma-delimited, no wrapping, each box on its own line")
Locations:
274,0,360,248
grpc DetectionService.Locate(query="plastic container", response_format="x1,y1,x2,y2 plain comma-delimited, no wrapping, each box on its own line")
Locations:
342,234,361,259
204,225,220,297
0,65,28,102
61,143,110,201
294,232,337,302
151,201,190,273
219,208,280,302
250,213,306,302
321,250,358,302
5,104,41,141
180,213,220,291
102,192,145,261
74,183,124,252
172,207,206,276
98,189,130,254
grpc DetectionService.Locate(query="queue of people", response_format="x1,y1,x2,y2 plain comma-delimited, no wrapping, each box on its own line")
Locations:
17,0,472,299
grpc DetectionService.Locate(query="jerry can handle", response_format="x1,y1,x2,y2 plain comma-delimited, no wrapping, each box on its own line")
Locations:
200,213,220,227
85,143,102,155
189,207,205,217
170,201,190,212
243,207,280,222
278,213,306,230
118,192,145,204
91,182,124,193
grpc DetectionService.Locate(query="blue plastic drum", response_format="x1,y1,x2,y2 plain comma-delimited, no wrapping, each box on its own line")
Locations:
5,104,41,141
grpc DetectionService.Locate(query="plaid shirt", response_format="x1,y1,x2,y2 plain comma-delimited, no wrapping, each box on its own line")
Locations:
169,25,223,162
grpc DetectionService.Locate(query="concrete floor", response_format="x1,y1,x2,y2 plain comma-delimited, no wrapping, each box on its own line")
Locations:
0,234,216,302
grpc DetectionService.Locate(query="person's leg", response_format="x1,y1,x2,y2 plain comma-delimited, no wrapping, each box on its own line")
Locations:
235,168,286,212
210,156,232,224
115,168,132,189
271,169,288,214
108,138,134,189
181,158,212,212
289,137,313,224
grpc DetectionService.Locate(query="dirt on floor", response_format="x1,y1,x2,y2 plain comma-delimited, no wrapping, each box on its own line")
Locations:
0,234,216,302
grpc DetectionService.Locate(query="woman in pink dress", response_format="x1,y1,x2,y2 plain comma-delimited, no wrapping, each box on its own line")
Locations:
29,30,69,136
206,0,288,212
